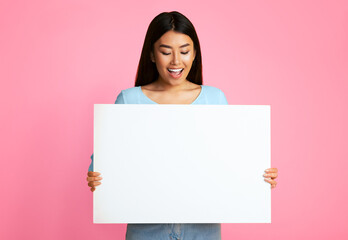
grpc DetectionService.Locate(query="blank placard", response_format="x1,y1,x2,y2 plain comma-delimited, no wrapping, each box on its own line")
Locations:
93,104,271,223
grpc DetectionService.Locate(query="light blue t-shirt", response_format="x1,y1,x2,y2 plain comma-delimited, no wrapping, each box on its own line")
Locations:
88,85,228,171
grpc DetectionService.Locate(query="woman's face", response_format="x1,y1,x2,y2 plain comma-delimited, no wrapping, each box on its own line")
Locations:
151,30,196,86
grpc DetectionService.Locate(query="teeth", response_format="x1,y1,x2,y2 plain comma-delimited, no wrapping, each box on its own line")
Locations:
168,68,183,72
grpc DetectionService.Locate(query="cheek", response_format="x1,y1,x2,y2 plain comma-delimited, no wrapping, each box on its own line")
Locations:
156,55,170,66
155,59,168,71
183,55,194,66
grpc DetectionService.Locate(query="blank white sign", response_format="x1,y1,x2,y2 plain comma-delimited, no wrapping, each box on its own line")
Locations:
93,104,271,223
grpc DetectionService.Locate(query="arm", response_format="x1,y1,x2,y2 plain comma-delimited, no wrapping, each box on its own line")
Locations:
219,89,278,188
219,89,229,105
86,90,125,191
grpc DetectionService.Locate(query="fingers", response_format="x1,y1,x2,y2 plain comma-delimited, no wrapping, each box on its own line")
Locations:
88,181,102,187
264,168,278,181
265,168,278,173
263,172,278,179
87,171,101,177
87,172,102,192
264,178,277,189
86,176,103,182
264,168,278,189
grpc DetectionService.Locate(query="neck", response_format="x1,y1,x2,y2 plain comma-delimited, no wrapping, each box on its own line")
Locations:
152,78,192,92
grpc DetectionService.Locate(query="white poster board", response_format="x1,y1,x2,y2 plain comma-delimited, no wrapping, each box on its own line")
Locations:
93,104,271,223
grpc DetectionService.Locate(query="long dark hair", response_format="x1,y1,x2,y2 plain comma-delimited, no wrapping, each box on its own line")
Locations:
134,11,203,86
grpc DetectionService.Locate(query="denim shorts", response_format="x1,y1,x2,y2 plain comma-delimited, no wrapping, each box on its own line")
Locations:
126,223,221,240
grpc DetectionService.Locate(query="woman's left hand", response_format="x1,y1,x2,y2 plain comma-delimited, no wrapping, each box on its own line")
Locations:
263,168,278,189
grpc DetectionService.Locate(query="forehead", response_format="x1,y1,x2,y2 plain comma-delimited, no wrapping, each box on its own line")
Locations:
155,30,193,47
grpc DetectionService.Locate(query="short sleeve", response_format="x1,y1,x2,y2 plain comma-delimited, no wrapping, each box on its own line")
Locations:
219,90,228,105
88,90,125,172
115,90,125,104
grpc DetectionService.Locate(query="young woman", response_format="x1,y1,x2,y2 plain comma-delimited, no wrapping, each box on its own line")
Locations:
87,11,278,240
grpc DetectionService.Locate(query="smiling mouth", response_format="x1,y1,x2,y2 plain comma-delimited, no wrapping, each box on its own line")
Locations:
167,68,184,74
167,68,184,78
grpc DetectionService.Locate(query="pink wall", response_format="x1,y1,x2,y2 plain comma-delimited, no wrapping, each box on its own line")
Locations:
1,0,347,239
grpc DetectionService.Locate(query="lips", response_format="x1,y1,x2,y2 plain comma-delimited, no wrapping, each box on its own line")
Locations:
167,68,184,73
167,68,184,78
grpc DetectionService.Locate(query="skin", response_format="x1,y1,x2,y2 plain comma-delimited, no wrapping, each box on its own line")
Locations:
143,30,201,104
87,30,278,191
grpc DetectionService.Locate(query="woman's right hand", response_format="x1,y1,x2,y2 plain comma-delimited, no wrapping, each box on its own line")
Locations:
87,171,102,192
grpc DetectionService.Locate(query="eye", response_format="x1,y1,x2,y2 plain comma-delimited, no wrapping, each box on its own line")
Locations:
161,51,189,55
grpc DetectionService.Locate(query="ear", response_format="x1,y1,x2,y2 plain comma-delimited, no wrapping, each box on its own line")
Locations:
150,52,155,63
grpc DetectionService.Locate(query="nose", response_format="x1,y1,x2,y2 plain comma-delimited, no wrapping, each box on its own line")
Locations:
170,51,181,65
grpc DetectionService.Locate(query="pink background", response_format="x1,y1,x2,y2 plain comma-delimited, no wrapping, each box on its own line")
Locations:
1,0,347,239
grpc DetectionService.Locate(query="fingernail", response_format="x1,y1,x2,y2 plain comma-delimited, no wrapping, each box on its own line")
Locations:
263,174,268,177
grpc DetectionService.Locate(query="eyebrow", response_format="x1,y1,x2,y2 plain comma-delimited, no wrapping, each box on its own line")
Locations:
159,43,190,49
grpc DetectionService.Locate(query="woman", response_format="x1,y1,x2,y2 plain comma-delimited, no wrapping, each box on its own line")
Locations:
87,11,278,240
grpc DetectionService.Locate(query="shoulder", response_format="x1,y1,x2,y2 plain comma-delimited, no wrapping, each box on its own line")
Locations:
202,85,228,105
121,86,139,95
115,86,140,104
202,85,225,96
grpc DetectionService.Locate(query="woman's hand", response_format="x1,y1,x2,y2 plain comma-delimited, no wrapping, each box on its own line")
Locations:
263,168,278,189
87,171,102,192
